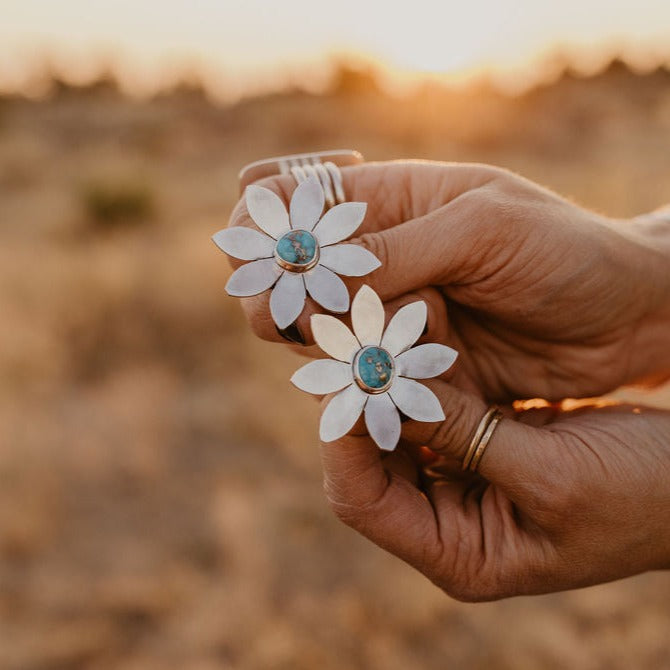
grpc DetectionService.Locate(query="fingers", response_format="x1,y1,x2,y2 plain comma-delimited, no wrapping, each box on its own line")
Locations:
399,379,561,506
319,380,567,599
245,278,452,356
320,431,445,572
224,160,503,343
229,160,496,240
380,442,421,487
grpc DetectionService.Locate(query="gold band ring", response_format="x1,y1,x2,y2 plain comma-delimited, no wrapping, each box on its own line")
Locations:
462,407,501,471
468,409,503,472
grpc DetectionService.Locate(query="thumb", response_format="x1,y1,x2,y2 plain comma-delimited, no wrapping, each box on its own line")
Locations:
400,379,562,507
352,184,498,302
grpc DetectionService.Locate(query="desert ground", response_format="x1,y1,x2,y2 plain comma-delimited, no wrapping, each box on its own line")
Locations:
1,60,670,669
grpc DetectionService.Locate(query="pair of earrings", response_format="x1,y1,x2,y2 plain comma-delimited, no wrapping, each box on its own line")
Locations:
213,175,458,451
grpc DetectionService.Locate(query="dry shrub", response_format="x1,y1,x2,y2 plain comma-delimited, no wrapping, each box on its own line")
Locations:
82,179,154,229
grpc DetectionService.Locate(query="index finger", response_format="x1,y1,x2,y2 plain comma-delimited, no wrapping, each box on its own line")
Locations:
228,159,495,240
220,160,496,342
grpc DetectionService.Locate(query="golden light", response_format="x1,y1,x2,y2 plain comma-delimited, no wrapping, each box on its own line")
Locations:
1,0,670,97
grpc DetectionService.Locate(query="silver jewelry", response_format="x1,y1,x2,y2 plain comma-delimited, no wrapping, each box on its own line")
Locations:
291,286,459,451
238,150,363,194
212,151,381,330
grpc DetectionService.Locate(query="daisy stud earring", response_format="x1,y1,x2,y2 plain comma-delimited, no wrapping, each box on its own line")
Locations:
212,159,381,330
291,285,459,451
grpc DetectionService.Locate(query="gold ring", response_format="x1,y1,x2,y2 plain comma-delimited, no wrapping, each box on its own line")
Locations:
462,407,498,470
468,409,503,472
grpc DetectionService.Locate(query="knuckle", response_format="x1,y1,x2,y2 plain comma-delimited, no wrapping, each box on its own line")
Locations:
323,478,364,528
435,557,535,602
255,175,294,203
354,230,391,268
433,572,503,603
465,163,510,188
480,182,520,222
424,391,473,456
322,465,390,529
415,287,448,344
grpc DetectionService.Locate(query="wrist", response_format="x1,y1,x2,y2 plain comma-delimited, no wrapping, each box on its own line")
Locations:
619,210,670,386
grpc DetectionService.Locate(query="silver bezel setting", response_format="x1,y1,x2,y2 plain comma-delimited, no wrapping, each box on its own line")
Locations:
273,229,320,273
352,345,396,395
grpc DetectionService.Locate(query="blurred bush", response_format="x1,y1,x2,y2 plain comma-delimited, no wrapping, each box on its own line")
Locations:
82,179,154,229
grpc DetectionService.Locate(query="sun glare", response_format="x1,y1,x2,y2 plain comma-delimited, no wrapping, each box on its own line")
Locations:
1,0,670,97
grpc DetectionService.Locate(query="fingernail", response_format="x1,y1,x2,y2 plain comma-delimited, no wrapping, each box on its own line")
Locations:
276,323,305,345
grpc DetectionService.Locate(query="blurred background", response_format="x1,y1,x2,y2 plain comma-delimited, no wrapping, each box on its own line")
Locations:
2,1,670,668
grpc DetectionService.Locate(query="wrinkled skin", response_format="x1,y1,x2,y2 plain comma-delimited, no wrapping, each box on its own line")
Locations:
225,161,670,600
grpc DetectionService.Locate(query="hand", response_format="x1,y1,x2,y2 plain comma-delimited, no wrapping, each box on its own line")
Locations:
321,383,670,600
227,161,670,402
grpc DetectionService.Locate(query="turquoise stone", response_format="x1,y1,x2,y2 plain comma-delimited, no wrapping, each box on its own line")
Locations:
357,346,394,391
275,230,317,266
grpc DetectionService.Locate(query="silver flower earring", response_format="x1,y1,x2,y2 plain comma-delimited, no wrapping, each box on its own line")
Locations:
291,285,458,451
212,152,380,330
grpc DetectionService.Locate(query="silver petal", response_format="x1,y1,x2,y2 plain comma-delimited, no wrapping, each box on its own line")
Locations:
269,271,306,329
351,285,384,346
320,384,367,443
364,392,401,451
319,244,381,277
212,227,275,261
388,377,445,423
289,177,325,231
381,301,427,357
246,184,290,239
311,314,360,362
395,343,458,379
312,202,367,247
305,265,349,314
291,359,353,395
225,258,282,297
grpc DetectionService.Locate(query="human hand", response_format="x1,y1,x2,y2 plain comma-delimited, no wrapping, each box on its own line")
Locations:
226,161,670,403
320,384,670,600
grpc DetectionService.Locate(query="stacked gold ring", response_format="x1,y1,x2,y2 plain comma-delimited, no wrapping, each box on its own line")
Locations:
462,407,504,472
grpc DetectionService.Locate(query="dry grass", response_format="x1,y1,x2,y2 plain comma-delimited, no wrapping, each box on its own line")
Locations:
1,61,670,669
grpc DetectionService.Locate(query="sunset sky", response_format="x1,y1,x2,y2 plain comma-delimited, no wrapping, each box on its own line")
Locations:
2,0,670,97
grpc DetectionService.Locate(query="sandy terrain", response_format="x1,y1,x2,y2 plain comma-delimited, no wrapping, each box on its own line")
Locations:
1,60,670,669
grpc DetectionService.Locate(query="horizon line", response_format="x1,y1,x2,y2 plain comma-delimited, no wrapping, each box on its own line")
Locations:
2,42,669,104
